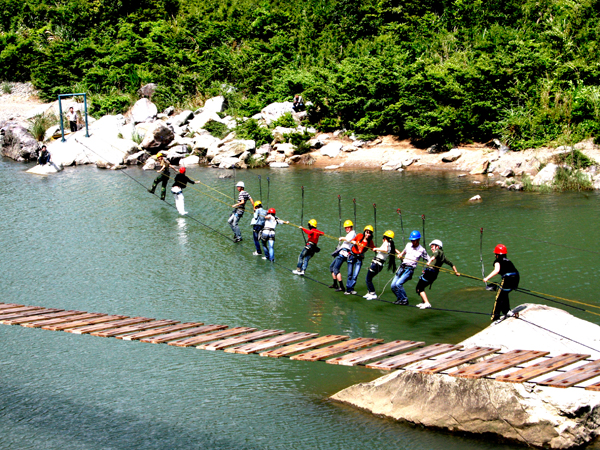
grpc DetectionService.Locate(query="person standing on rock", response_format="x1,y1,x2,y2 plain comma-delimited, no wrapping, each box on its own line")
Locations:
148,152,171,201
170,167,199,215
37,145,51,166
415,240,460,309
364,230,397,300
483,244,520,321
391,230,429,305
329,220,356,292
66,107,78,133
229,181,253,242
345,225,375,295
250,200,267,255
292,94,304,112
293,219,324,276
260,208,289,262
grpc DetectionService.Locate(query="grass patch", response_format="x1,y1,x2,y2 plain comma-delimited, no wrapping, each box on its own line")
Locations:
553,167,593,191
203,120,230,139
272,112,297,128
247,154,268,168
2,82,11,94
553,148,596,169
28,113,57,141
284,130,314,155
234,119,272,146
131,131,143,144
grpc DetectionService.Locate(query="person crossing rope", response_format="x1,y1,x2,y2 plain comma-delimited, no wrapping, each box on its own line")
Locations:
293,219,324,276
345,225,375,295
364,230,397,300
329,220,356,292
483,244,520,321
391,230,429,305
170,167,200,215
415,239,460,309
250,200,267,256
148,152,171,201
228,181,253,242
260,208,289,262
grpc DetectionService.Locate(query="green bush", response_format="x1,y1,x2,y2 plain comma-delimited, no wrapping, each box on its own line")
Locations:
89,94,133,117
27,113,57,141
283,130,314,155
246,154,268,168
552,167,593,192
203,120,230,139
272,112,297,128
1,82,11,94
553,149,596,170
233,119,272,146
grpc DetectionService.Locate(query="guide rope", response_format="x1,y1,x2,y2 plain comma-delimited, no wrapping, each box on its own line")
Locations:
300,186,306,244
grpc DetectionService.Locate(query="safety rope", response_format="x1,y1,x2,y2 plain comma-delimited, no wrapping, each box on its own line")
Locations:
337,194,342,237
517,316,600,354
421,214,426,248
397,209,406,247
259,175,263,202
353,198,357,227
300,186,306,244
267,176,271,208
373,203,377,242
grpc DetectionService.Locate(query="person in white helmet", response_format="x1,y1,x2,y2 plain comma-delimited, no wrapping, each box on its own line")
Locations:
228,181,253,242
415,239,460,309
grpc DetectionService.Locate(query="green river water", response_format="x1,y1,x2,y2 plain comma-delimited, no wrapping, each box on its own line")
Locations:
1,159,599,449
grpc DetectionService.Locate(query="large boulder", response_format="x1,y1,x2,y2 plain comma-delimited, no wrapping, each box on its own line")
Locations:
131,98,158,124
260,102,295,126
211,140,255,166
532,163,558,186
0,122,39,161
180,155,200,166
168,110,194,128
274,143,295,157
188,111,222,133
441,148,463,163
320,142,343,158
194,135,221,156
203,96,226,115
140,121,174,149
332,304,600,449
26,162,63,175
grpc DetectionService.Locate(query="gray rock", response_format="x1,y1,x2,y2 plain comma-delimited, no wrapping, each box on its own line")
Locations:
274,143,295,157
188,111,222,133
287,155,302,163
156,113,168,121
501,169,515,177
307,138,323,149
427,144,441,154
316,134,330,143
163,106,175,116
168,110,194,128
260,102,295,126
256,144,271,155
507,183,524,191
320,142,343,158
203,96,226,115
469,160,490,175
180,155,200,166
140,121,174,149
441,148,462,163
217,156,240,169
194,135,220,154
532,163,558,186
125,150,148,165
131,98,158,124
266,151,285,163
0,123,39,161
138,83,157,98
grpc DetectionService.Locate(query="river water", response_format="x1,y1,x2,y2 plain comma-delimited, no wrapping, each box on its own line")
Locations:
1,159,599,449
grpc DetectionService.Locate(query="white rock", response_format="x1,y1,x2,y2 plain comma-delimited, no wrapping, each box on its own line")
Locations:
274,143,295,157
193,135,220,154
217,157,239,169
324,165,341,170
260,102,295,126
402,157,419,167
125,150,147,165
317,134,330,142
180,155,200,166
256,144,271,155
382,160,404,171
26,162,63,175
266,151,285,163
203,96,225,115
532,163,558,186
472,181,481,184
188,112,222,133
168,110,194,127
469,195,482,201
320,142,343,158
131,98,157,124
269,162,289,168
441,148,462,163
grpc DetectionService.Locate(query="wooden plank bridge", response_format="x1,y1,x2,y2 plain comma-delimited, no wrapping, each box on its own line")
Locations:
1,302,599,390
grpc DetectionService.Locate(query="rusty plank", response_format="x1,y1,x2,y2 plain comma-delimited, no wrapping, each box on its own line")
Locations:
415,347,501,374
69,317,154,335
3,310,83,326
44,314,128,331
168,326,246,347
498,353,591,383
366,343,462,371
451,350,548,379
24,313,102,328
226,332,319,355
200,329,285,351
0,308,63,324
260,335,349,358
0,303,23,310
92,320,180,338
291,338,383,362
0,306,45,319
141,324,223,344
118,322,202,341
327,340,425,366
539,360,600,388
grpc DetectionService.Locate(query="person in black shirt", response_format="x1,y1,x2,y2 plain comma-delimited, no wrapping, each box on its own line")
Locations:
148,153,171,200
483,244,520,321
171,166,199,215
37,145,51,165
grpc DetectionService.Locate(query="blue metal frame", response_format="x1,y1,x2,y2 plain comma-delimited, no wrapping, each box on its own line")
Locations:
58,93,89,142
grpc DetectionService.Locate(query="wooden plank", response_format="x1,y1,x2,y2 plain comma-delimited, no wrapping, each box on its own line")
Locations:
141,324,224,344
327,340,425,366
92,320,180,338
225,332,318,355
118,322,202,341
168,326,245,347
366,343,462,371
24,313,103,328
538,360,600,388
260,335,349,358
451,350,548,379
68,317,154,335
0,308,63,324
415,347,501,374
199,329,285,351
0,306,45,318
498,353,591,383
0,303,23,310
3,310,83,326
43,314,127,331
292,338,383,362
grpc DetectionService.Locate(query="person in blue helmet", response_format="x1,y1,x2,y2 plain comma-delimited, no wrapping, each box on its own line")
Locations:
391,230,429,305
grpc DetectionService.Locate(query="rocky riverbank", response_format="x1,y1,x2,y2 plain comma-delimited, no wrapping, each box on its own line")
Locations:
2,83,600,190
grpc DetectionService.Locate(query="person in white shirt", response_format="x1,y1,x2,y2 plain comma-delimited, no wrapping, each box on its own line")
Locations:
328,220,356,292
66,107,78,132
391,230,429,305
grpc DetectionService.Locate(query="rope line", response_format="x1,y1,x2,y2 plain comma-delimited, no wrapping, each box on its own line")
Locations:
517,317,600,354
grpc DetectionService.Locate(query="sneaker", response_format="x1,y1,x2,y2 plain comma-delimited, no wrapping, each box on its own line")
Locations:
417,303,431,309
350,290,357,295
335,287,344,292
328,284,338,289
366,293,378,301
344,291,351,295
262,257,267,260
363,293,371,299
252,251,260,256
394,299,408,305
292,269,300,275
297,270,305,276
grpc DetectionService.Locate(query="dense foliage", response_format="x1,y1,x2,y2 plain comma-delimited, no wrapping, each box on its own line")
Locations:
2,0,600,149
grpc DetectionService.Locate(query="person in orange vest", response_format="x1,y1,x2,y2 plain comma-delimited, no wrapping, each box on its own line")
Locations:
345,225,375,295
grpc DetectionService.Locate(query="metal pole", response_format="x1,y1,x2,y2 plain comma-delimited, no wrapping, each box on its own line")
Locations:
58,96,65,142
83,93,89,137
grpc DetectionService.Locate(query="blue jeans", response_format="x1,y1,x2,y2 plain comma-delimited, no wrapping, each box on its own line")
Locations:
346,254,363,291
228,211,243,239
297,244,316,271
329,252,348,275
262,239,275,261
391,266,415,303
252,225,263,254
365,261,383,293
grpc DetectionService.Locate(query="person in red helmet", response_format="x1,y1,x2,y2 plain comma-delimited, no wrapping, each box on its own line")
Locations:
170,166,199,215
483,244,520,321
260,207,289,262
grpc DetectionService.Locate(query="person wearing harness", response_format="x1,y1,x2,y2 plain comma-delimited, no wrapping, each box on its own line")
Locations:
483,244,520,321
37,145,51,165
250,200,267,256
229,181,253,243
293,219,324,276
329,220,356,292
261,208,289,262
170,167,199,215
148,152,171,201
364,230,397,300
391,230,429,305
415,240,460,309
345,225,375,295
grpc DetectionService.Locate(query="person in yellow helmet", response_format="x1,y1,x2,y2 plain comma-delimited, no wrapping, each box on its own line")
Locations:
329,219,356,292
345,225,375,295
148,152,171,200
293,219,324,275
364,230,397,300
